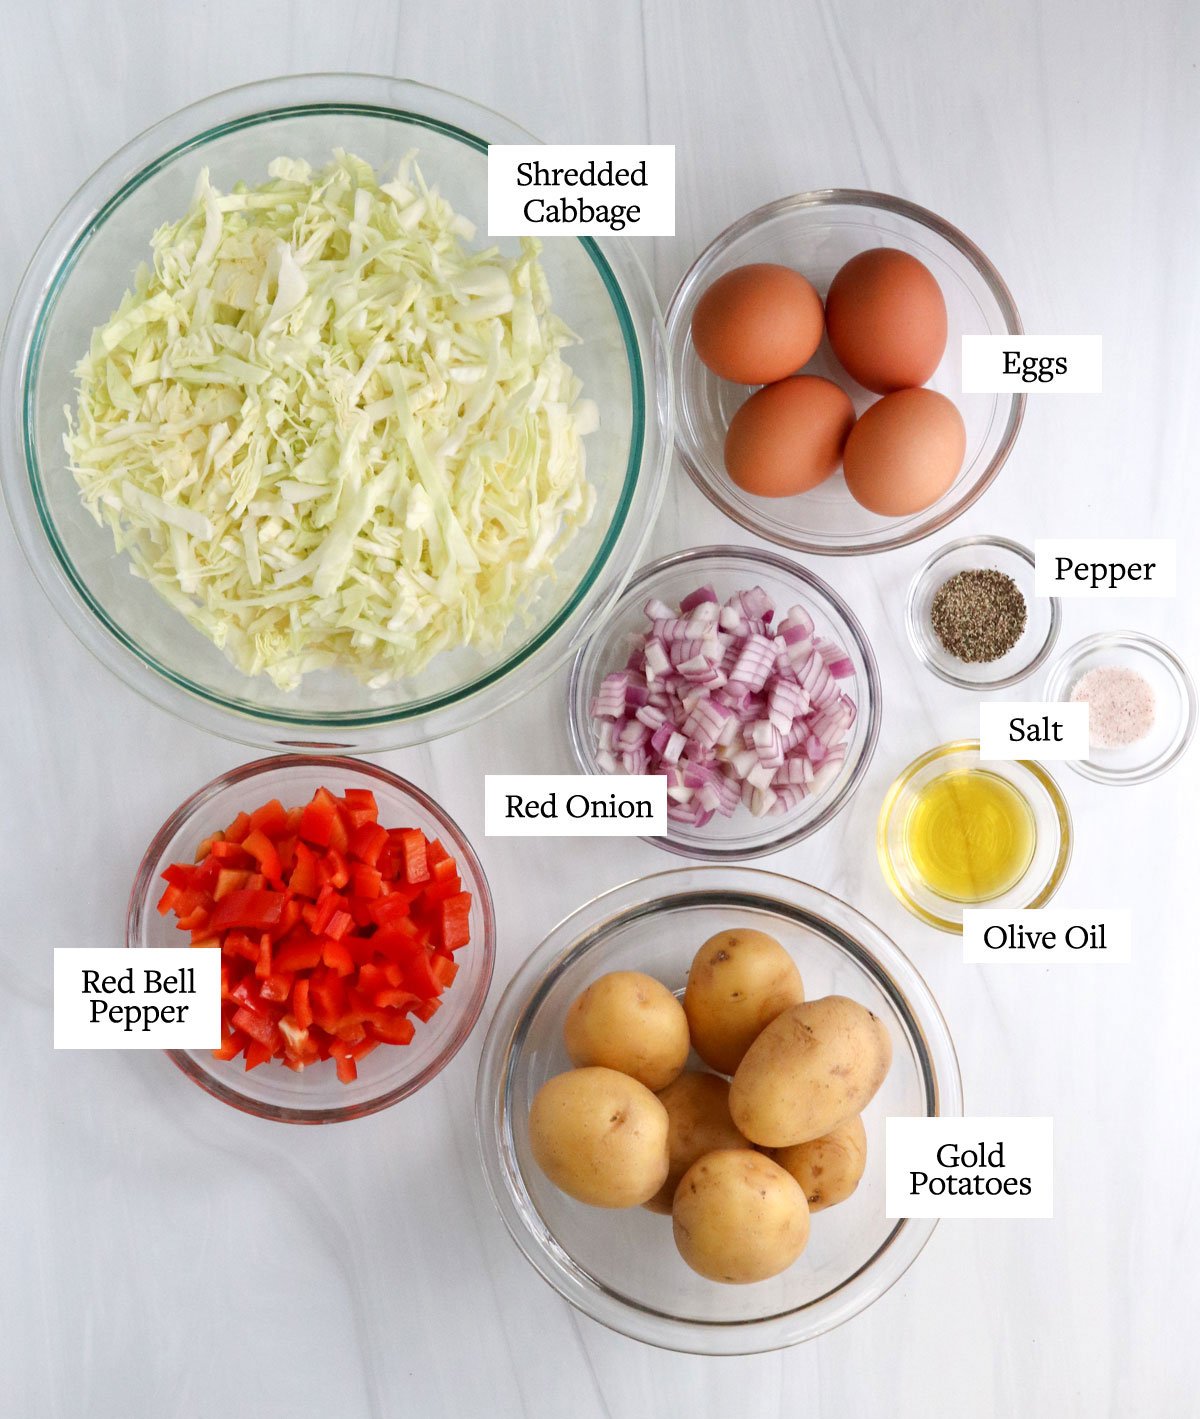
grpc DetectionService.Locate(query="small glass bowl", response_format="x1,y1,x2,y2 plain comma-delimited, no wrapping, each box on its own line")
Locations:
127,755,495,1122
0,74,671,752
566,545,881,860
1042,632,1197,786
906,535,1060,690
475,867,962,1354
666,191,1024,556
877,740,1072,933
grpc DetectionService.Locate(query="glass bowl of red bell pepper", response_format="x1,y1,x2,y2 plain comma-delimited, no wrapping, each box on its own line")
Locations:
128,755,495,1122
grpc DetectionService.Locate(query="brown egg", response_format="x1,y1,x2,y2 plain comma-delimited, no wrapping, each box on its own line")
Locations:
724,376,855,498
842,388,966,516
825,248,947,394
691,264,824,385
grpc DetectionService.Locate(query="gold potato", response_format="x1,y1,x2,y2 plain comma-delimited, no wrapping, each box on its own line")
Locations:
729,996,892,1148
529,1067,670,1208
672,1149,810,1284
683,929,805,1075
644,1072,750,1215
773,1115,868,1212
564,970,690,1091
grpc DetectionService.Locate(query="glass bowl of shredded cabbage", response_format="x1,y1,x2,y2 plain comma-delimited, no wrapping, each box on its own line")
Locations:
1,75,671,749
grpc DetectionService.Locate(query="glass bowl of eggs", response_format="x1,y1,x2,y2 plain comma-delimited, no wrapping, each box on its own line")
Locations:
666,190,1024,556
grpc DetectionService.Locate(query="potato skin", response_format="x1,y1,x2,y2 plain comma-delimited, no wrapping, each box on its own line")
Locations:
683,929,805,1075
672,1149,810,1284
643,1072,749,1214
729,996,892,1147
529,1067,670,1208
772,1115,868,1212
564,970,690,1092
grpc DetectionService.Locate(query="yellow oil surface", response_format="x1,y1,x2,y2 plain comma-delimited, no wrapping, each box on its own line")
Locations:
903,769,1035,903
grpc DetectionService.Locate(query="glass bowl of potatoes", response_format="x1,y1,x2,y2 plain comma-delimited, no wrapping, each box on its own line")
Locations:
475,866,961,1353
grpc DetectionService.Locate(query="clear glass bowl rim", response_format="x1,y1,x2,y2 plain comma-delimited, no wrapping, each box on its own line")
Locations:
1042,630,1198,785
474,865,963,1354
565,543,883,860
0,73,673,751
904,534,1062,690
876,738,1073,933
126,753,497,1123
665,187,1026,556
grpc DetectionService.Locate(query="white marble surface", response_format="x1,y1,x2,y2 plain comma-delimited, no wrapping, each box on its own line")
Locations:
2,2,1198,1414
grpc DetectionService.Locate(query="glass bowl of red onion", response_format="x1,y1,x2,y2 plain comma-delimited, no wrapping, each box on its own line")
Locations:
567,545,881,859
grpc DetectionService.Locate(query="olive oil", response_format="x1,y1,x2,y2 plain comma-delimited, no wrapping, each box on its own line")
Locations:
903,768,1035,903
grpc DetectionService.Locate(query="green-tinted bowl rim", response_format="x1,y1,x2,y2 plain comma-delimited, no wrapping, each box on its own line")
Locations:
19,99,644,729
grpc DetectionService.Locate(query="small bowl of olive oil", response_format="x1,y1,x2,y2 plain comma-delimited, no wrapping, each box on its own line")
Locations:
876,740,1072,932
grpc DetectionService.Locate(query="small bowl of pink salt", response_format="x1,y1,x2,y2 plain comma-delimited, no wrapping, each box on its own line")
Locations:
1043,631,1196,785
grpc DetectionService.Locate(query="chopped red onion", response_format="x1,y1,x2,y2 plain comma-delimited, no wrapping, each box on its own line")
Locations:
591,583,858,826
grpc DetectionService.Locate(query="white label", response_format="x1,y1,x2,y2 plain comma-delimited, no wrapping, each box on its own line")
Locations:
961,335,1102,393
484,774,666,836
1034,538,1176,597
54,948,221,1049
487,145,675,236
979,701,1090,760
886,1117,1054,1218
963,909,1131,964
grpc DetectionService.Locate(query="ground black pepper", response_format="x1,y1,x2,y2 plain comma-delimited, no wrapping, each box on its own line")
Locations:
930,569,1027,663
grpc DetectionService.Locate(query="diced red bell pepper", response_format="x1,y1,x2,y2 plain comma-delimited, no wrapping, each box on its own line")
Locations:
292,978,312,1030
162,862,198,890
210,889,286,933
395,828,430,884
289,841,321,899
370,1012,416,1045
249,798,288,837
405,950,443,1000
259,971,294,1003
214,868,251,901
244,1039,274,1071
232,1006,280,1050
299,789,339,847
351,864,383,900
321,848,350,890
437,893,472,952
242,828,283,886
324,910,354,942
431,954,459,988
342,787,378,820
322,939,355,977
163,788,467,1087
212,1029,241,1062
273,937,324,974
157,883,182,917
349,821,389,868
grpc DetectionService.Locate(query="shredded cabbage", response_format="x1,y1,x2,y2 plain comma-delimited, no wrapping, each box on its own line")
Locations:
65,150,597,689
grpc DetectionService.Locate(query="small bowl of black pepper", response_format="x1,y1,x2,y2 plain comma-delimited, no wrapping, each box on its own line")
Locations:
905,535,1061,690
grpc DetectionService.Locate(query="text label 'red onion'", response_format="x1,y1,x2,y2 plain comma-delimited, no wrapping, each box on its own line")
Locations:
488,146,676,236
484,775,666,836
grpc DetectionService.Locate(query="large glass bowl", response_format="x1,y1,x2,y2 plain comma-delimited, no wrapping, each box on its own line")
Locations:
475,867,962,1354
127,755,495,1122
567,545,881,859
667,191,1024,555
0,75,671,751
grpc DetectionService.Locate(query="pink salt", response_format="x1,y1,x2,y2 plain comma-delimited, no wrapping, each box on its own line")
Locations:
1069,664,1156,749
